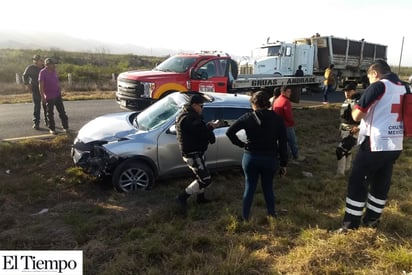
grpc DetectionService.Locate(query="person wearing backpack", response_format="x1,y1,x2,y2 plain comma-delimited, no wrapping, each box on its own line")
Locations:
338,60,407,233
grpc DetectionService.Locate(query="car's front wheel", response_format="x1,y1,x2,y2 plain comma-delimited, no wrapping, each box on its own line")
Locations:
112,160,154,192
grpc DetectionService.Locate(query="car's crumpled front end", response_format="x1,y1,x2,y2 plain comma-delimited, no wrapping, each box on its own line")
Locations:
71,111,138,177
72,140,115,177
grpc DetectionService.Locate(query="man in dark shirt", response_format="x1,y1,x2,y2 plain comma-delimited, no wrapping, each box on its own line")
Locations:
22,55,48,130
295,65,304,76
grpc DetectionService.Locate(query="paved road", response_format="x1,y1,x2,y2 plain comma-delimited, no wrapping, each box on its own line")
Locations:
0,99,126,140
0,91,347,141
298,89,346,106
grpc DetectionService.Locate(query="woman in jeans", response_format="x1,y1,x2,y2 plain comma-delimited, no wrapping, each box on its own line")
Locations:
226,91,288,220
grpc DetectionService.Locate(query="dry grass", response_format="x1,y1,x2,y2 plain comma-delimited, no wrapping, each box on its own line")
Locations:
0,81,115,103
0,105,412,274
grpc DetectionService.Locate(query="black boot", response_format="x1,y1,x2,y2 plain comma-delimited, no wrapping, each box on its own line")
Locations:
336,221,359,234
176,191,190,210
363,218,380,228
196,193,212,204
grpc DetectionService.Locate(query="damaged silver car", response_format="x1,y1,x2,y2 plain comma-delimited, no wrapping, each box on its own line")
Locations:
71,92,251,193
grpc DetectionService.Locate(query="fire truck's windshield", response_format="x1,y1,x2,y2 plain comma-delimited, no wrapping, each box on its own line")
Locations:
155,56,198,73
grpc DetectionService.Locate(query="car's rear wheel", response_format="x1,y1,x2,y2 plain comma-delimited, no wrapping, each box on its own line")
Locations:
112,160,154,192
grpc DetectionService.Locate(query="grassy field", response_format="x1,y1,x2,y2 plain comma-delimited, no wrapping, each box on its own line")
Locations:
0,103,411,274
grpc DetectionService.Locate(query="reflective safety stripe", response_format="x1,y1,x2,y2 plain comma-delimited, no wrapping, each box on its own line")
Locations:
346,197,365,208
366,203,384,214
186,180,200,195
368,193,386,206
345,207,363,216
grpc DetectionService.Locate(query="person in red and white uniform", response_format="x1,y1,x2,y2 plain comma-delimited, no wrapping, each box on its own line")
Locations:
338,60,407,232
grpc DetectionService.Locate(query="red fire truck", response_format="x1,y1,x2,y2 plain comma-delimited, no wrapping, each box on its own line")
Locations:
116,51,322,110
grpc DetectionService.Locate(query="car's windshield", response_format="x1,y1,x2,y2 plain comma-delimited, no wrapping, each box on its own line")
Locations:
135,94,185,131
154,56,198,73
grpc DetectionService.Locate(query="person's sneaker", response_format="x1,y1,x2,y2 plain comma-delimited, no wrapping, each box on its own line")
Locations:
335,227,349,234
32,124,40,130
176,195,188,211
237,215,247,222
322,101,329,105
63,128,69,133
294,156,306,162
334,173,345,178
335,221,356,234
289,160,299,165
49,129,58,135
363,219,380,228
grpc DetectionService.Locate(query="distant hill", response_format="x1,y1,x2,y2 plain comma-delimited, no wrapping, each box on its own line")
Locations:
0,30,179,57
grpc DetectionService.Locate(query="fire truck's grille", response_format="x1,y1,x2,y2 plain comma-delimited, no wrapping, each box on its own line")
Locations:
117,78,144,99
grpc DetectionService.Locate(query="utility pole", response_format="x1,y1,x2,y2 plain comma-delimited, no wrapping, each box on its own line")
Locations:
398,36,404,75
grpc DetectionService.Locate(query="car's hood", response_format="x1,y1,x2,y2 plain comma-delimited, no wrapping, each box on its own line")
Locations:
77,112,137,143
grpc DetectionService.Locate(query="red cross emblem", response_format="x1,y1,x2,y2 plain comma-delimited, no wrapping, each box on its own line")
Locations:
391,94,404,121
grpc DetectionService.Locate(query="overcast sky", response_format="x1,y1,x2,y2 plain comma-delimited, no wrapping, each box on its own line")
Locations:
2,0,411,66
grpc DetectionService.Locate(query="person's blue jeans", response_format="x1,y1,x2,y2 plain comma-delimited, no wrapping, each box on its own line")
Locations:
322,84,333,102
286,127,299,159
241,151,278,220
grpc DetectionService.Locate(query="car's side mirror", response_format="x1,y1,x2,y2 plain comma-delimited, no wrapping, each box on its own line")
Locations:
168,124,176,135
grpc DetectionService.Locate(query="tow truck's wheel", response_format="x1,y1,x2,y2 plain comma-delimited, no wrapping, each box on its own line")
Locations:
112,160,154,192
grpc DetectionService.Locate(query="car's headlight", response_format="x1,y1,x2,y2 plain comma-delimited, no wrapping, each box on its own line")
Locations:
142,82,155,98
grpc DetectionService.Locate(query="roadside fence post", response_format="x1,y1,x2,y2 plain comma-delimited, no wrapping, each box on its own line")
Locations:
15,73,21,85
68,73,72,87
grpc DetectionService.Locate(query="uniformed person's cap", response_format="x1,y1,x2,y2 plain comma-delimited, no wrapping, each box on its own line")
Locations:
343,82,357,91
189,94,204,105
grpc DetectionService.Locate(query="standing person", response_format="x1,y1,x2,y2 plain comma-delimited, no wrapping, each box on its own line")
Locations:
335,82,361,176
226,91,288,221
175,94,219,211
22,54,48,130
272,85,305,162
39,58,69,135
322,64,335,104
338,60,406,232
295,65,304,76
